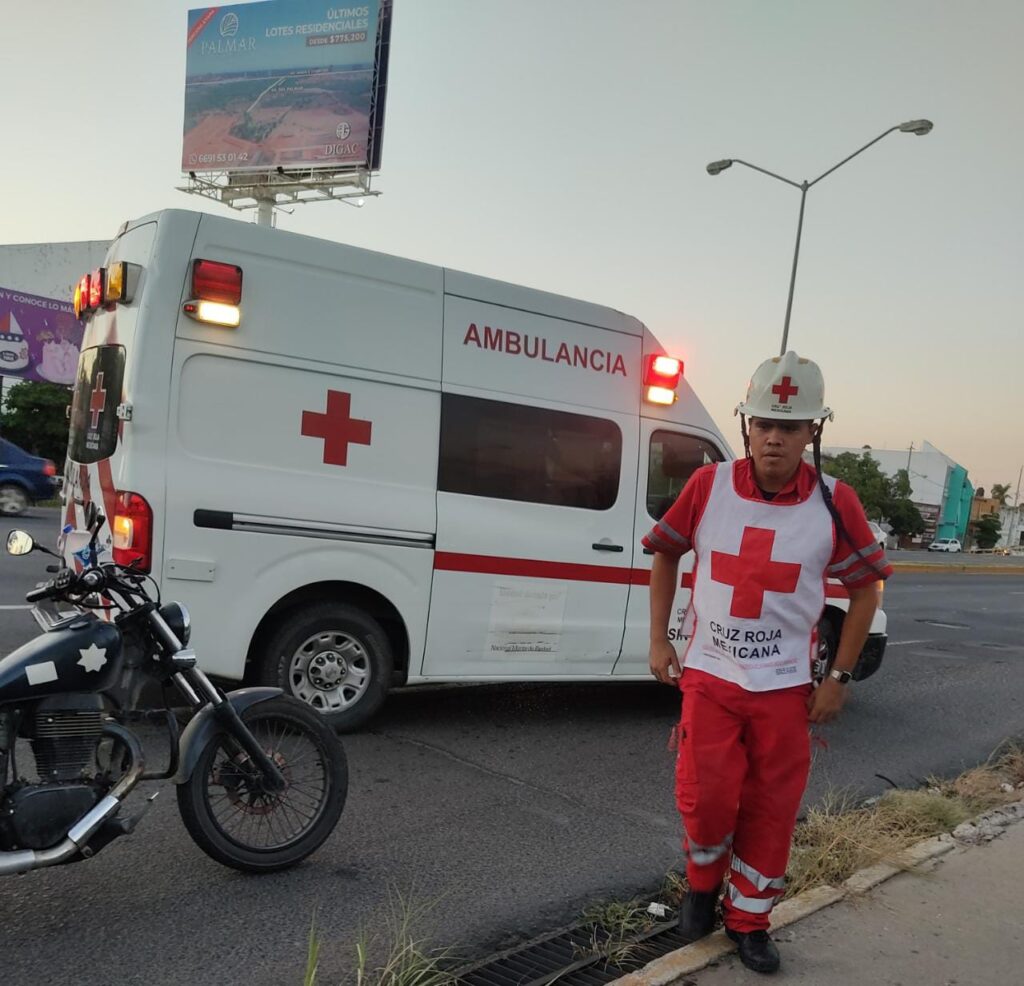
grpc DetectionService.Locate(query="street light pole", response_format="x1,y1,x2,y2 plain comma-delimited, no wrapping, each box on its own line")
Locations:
707,119,933,356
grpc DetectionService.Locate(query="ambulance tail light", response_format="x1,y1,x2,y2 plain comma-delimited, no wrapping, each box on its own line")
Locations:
643,354,683,405
184,259,243,328
112,491,153,573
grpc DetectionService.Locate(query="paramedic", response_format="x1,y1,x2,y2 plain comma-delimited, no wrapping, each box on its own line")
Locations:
643,351,891,974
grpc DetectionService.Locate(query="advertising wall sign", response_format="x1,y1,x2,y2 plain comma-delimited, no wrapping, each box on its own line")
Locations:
0,286,82,386
183,1,392,173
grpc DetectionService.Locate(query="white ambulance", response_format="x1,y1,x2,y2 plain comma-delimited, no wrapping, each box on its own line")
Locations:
60,209,887,730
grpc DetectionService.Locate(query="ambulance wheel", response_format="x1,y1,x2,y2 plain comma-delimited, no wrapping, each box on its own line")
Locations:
259,603,392,732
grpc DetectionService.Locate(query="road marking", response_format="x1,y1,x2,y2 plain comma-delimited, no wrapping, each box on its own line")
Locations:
0,605,31,610
887,639,932,646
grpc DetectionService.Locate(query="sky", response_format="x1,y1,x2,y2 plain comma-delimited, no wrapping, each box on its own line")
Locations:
3,1,1022,497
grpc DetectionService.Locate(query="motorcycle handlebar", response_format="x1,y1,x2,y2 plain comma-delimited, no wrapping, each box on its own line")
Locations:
25,581,59,603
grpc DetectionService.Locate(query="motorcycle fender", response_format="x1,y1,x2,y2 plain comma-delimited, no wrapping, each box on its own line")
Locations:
172,687,283,784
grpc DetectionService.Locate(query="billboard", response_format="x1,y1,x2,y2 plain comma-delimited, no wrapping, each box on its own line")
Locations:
0,286,82,386
183,1,392,174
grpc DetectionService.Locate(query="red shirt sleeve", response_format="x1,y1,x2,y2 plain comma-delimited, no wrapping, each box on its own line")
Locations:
827,481,894,587
641,464,717,558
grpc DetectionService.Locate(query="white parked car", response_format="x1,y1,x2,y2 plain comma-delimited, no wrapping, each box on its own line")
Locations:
928,538,962,553
868,522,886,551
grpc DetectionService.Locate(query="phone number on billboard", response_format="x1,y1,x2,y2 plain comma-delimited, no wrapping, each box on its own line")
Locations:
188,153,251,166
307,31,367,46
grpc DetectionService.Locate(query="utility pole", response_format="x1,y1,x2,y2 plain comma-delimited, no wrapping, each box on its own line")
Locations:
906,441,915,474
1008,464,1023,551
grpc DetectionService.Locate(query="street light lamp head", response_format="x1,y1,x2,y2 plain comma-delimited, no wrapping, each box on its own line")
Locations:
707,159,734,175
899,119,934,136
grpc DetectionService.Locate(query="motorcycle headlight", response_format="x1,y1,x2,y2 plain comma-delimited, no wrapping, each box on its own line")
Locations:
158,601,191,647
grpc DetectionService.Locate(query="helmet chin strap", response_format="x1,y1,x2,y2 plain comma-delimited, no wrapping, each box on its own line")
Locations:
739,414,752,459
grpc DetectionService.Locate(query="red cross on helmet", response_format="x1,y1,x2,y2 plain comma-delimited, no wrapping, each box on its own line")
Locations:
735,350,833,421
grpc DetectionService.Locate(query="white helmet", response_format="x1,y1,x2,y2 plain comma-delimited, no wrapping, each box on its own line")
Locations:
735,350,833,421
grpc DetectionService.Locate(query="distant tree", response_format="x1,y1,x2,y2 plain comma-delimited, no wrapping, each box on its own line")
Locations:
885,498,925,540
974,514,1002,549
887,468,913,501
975,487,986,499
821,452,889,520
991,483,1012,506
0,380,72,467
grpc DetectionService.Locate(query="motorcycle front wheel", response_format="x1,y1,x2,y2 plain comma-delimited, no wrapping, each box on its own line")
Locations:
176,697,347,873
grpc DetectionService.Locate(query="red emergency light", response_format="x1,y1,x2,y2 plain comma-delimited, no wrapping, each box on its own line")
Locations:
643,354,683,405
184,259,243,328
192,259,243,305
88,269,105,310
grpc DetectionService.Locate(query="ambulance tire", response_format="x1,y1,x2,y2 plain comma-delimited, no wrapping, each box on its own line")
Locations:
259,603,393,733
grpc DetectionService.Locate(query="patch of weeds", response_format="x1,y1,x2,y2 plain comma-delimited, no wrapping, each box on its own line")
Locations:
574,897,658,966
659,869,689,908
304,908,322,986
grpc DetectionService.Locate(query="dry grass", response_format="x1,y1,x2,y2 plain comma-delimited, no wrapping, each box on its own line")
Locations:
574,898,658,967
786,745,1024,898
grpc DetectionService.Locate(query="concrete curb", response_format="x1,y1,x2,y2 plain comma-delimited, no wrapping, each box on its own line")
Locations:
609,802,1024,986
890,562,1024,574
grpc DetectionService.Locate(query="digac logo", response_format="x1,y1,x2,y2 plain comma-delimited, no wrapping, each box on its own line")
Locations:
220,12,239,37
336,122,351,139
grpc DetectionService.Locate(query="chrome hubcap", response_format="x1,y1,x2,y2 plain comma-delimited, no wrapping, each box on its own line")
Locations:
289,630,370,713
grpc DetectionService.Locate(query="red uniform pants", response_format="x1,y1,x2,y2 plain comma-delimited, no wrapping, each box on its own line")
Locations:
676,668,812,933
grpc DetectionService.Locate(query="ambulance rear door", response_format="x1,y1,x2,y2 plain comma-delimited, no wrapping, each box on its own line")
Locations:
424,279,643,678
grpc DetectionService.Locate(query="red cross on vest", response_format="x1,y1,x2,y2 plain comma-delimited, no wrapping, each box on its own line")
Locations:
89,372,106,429
710,526,802,619
301,390,372,467
771,376,799,404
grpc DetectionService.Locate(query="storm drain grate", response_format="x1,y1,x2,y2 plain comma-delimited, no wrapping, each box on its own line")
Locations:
454,919,695,986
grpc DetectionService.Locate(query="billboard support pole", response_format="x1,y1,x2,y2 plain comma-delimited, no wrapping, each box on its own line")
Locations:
256,197,274,227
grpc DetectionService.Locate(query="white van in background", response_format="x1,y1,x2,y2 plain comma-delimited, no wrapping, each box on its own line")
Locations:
58,210,887,729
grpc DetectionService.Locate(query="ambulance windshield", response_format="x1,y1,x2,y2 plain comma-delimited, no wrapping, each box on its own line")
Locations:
67,345,126,464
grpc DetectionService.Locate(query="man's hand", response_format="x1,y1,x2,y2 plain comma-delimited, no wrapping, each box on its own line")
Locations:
650,639,682,686
807,677,847,724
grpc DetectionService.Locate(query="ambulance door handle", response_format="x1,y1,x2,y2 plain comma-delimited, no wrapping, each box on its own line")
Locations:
592,541,624,552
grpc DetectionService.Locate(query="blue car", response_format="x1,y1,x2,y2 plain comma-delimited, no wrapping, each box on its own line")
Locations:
0,438,58,516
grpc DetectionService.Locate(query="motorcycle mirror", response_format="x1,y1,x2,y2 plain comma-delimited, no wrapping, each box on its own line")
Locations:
6,530,35,556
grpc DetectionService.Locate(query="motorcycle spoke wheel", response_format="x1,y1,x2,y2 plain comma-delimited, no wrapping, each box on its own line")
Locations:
176,698,347,872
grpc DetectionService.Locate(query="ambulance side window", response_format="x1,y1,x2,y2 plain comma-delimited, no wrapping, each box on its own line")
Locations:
439,394,622,510
67,345,126,465
647,431,724,520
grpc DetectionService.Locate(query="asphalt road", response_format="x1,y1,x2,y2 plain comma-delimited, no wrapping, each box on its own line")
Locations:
1,511,1022,985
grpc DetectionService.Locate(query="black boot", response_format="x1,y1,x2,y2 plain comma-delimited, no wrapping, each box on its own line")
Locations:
677,888,719,944
725,928,780,974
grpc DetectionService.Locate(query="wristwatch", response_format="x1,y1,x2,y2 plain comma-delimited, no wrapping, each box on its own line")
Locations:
829,668,853,684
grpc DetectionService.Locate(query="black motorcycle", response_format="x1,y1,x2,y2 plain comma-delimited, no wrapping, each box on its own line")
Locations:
0,506,347,874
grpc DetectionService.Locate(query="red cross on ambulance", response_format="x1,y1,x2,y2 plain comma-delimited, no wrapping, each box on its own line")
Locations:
710,526,802,619
301,390,373,467
89,372,107,429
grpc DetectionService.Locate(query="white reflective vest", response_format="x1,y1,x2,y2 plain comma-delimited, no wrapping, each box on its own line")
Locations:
684,462,836,691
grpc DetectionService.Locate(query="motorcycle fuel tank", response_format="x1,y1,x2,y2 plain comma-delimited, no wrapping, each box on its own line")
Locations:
0,615,122,704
